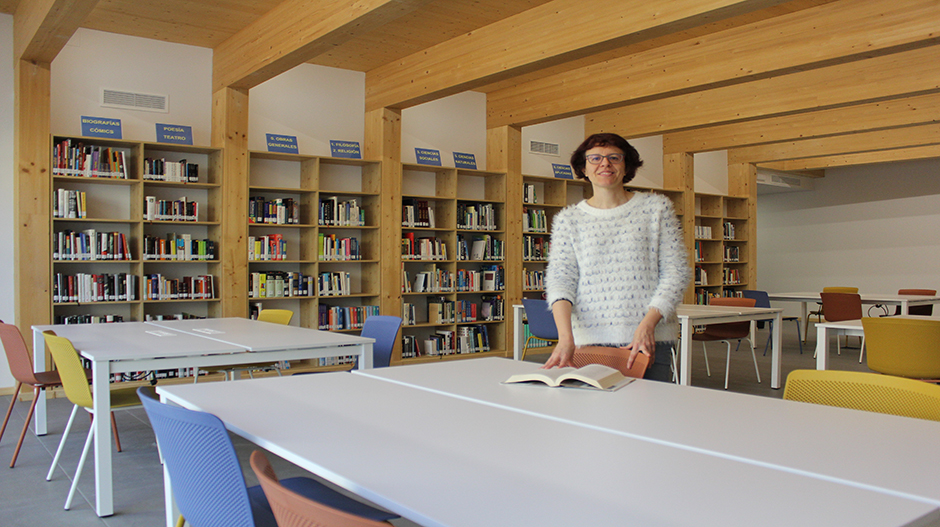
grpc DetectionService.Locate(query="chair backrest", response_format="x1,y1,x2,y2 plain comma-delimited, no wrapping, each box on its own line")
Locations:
42,332,94,409
740,290,771,308
137,387,258,527
783,369,940,422
521,298,558,341
895,289,936,316
359,315,402,368
822,286,859,294
571,346,649,378
0,321,42,385
699,297,757,339
861,317,940,379
819,292,862,322
257,309,293,325
249,451,391,527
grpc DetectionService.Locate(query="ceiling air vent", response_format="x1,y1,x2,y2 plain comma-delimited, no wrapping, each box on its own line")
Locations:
101,89,168,113
529,140,560,157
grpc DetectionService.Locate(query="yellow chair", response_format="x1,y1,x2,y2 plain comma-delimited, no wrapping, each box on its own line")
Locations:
861,317,940,382
783,369,940,422
257,308,293,325
42,331,141,510
196,309,294,382
804,286,859,344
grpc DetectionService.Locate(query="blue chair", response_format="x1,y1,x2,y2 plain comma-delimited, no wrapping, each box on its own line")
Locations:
137,387,399,527
521,298,559,361
359,315,402,368
742,290,802,355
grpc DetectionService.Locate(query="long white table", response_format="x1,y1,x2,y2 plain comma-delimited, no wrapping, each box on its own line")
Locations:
31,318,374,518
768,292,940,325
158,360,940,527
158,366,940,527
814,314,940,370
512,304,785,388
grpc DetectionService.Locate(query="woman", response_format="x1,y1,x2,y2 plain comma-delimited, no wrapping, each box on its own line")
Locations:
543,133,691,381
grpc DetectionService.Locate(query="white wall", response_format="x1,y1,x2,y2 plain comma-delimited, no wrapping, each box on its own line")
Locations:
757,158,940,316
402,91,487,167
694,150,729,195
521,116,585,177
0,14,14,389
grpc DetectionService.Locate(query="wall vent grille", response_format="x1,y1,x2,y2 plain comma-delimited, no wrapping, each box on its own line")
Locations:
101,89,168,113
529,140,560,156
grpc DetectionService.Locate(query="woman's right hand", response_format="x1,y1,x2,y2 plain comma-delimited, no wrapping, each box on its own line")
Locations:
541,338,576,369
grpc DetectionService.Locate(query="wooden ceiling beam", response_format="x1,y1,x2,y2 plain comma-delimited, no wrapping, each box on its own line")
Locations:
365,0,797,111
586,44,940,139
488,0,940,128
759,144,940,171
663,93,940,154
14,0,99,62
728,123,940,164
213,0,432,92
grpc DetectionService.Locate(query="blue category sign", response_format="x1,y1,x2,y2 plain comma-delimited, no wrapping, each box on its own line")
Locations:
156,123,194,145
330,140,362,159
266,134,299,154
453,152,477,169
81,116,122,139
415,148,442,166
552,163,574,179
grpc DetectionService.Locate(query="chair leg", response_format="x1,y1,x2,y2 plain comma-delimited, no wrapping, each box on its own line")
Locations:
47,404,80,481
723,341,732,390
858,336,866,364
9,386,40,468
795,320,803,354
111,412,122,453
0,381,23,445
700,342,711,377
747,338,761,385
65,416,96,510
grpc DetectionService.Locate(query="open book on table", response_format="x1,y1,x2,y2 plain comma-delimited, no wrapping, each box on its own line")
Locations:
503,363,635,391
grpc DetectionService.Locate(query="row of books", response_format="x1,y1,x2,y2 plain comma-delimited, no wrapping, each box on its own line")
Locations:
54,188,86,219
694,266,709,286
145,233,215,261
456,234,503,261
406,264,454,293
53,272,138,303
319,233,361,261
400,324,491,357
54,229,132,261
723,221,738,240
523,183,539,204
249,271,314,298
723,268,743,285
54,314,125,325
523,235,549,261
144,274,216,300
249,197,301,225
52,139,128,179
694,240,709,262
143,158,199,183
456,203,498,231
145,196,199,222
402,198,435,228
724,245,741,262
524,269,545,290
318,304,380,331
402,234,448,260
249,234,287,261
402,297,503,326
455,265,504,292
522,207,548,233
694,224,714,239
319,197,365,227
523,321,554,348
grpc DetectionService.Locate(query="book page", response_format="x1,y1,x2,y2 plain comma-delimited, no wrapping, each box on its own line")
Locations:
559,364,625,390
504,367,576,386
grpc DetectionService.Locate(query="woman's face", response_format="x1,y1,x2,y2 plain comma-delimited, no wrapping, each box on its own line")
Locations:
583,145,626,189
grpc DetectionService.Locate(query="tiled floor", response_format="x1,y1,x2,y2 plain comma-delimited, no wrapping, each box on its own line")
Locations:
0,324,870,526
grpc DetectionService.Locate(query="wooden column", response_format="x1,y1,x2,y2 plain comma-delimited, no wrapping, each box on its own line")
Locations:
14,59,52,333
663,152,696,304
211,87,250,318
364,107,402,316
728,162,758,289
486,125,521,358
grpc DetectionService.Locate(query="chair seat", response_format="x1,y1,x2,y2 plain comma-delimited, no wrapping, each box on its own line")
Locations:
247,477,399,526
109,387,144,409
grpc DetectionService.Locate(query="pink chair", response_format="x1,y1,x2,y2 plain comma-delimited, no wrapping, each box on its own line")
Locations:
571,346,650,378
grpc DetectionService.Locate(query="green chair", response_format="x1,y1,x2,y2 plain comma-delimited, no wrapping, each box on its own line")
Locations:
784,369,940,421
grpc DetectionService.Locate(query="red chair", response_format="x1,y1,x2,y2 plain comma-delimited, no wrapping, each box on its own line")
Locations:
692,297,760,390
819,292,865,362
896,289,936,316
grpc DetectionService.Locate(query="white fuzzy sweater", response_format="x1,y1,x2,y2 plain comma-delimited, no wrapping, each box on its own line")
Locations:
545,192,691,345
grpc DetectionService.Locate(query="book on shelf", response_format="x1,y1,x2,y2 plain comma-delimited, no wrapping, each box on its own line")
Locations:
52,138,128,179
503,363,638,391
143,158,199,183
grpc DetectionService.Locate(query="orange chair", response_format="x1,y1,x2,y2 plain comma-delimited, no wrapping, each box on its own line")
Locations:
895,289,936,316
693,297,760,390
819,292,865,362
804,287,859,344
250,450,396,527
571,346,650,379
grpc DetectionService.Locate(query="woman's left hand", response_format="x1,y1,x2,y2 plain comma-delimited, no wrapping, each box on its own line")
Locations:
625,309,662,368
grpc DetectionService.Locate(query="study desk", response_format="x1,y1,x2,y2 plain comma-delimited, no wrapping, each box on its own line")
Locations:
512,304,785,388
767,292,940,324
158,367,940,527
813,314,940,370
30,318,374,518
358,357,940,508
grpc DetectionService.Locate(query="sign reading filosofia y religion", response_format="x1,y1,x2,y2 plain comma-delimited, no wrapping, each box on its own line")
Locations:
453,152,477,169
415,148,442,166
266,134,299,154
81,116,123,139
156,123,194,145
330,140,362,159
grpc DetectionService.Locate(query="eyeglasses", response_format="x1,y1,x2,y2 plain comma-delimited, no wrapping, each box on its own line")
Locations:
585,153,625,165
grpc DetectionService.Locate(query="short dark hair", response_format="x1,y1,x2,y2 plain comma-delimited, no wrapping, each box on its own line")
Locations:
570,133,643,183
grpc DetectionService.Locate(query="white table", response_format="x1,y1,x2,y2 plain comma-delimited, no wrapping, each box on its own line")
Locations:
31,318,374,518
768,292,940,324
158,363,940,527
358,358,940,507
512,304,785,388
813,314,940,370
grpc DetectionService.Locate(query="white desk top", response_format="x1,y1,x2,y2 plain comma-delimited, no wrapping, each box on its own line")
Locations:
158,372,940,527
147,318,373,352
677,304,782,320
356,357,940,506
33,321,244,362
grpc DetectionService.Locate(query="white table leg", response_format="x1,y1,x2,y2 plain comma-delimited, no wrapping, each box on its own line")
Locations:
900,300,909,315
513,305,525,361
815,325,829,370
771,312,783,389
92,360,113,517
31,329,48,435
679,319,692,386
359,342,373,369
